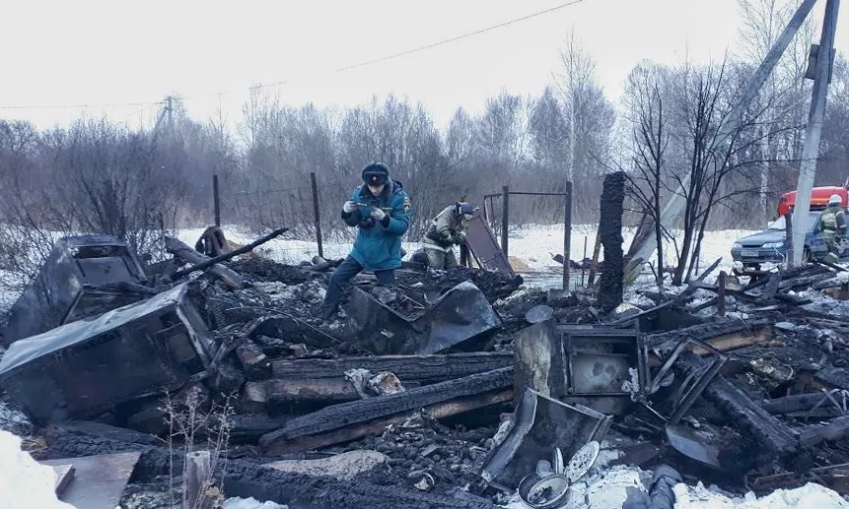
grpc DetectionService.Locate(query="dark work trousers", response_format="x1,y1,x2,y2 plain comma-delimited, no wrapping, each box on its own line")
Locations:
321,255,396,316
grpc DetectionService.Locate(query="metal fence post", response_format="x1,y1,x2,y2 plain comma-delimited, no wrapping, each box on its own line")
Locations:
501,186,509,257
213,174,221,227
563,181,573,292
310,172,324,259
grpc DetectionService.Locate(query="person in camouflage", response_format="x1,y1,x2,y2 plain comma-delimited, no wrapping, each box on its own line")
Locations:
818,194,847,263
422,202,474,270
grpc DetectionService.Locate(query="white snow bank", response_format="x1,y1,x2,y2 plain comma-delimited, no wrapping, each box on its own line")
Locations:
223,496,288,509
501,465,849,509
0,430,76,509
674,481,849,509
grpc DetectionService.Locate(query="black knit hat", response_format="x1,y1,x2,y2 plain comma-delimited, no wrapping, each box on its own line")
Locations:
362,162,390,186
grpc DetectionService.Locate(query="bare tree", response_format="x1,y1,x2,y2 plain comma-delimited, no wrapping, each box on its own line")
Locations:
622,64,671,287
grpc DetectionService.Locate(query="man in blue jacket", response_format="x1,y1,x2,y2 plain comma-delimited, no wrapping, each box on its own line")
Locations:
320,162,413,321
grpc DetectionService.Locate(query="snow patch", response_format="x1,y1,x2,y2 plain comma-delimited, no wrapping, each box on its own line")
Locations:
673,481,849,509
0,430,75,509
223,497,288,509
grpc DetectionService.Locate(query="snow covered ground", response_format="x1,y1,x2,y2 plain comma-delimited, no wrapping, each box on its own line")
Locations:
177,223,758,292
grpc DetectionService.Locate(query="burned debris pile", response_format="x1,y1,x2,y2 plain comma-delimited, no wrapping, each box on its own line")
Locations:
4,232,849,508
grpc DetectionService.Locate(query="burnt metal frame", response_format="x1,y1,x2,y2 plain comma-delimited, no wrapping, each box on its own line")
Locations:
479,386,612,492
560,328,650,398
647,336,728,424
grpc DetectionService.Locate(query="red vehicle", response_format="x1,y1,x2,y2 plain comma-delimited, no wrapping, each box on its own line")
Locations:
777,185,849,217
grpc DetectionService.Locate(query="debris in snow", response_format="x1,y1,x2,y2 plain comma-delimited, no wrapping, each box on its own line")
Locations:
0,430,75,509
223,497,288,509
775,321,797,331
673,481,849,509
0,401,32,436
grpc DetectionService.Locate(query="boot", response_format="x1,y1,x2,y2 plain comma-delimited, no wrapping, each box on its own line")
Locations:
320,305,337,322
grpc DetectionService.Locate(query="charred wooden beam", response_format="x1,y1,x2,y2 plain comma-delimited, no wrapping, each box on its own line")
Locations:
762,393,832,415
44,422,495,509
164,237,246,289
171,228,288,281
673,259,723,305
229,413,289,443
270,352,513,384
243,378,423,408
598,172,625,313
645,318,773,356
699,374,797,456
778,272,836,291
799,415,849,448
259,367,512,451
263,390,513,455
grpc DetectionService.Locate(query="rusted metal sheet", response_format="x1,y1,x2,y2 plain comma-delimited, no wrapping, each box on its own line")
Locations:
0,283,214,425
41,451,141,509
347,281,503,355
2,235,150,348
464,211,515,277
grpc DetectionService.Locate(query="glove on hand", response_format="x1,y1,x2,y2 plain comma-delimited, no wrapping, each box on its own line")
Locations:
370,207,386,221
454,231,466,244
343,201,357,213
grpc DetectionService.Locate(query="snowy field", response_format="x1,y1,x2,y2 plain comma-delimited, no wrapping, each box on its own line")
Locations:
177,223,758,290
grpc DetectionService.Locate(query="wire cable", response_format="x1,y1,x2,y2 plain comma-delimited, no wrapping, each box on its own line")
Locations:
0,0,588,110
231,0,588,94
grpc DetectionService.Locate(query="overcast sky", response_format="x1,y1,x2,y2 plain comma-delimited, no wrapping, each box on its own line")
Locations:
0,0,845,130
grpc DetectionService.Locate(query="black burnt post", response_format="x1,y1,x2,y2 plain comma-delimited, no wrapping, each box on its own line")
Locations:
598,171,625,314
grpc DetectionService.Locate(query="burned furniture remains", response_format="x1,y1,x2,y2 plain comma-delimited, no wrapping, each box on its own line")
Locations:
2,235,150,348
347,281,503,355
513,319,650,415
0,283,215,425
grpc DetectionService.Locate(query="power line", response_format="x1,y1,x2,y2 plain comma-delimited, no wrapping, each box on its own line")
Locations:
0,0,588,111
335,0,588,74
0,99,161,111
236,0,588,94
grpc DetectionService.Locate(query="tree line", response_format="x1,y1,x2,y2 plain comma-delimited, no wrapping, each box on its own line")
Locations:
0,0,847,283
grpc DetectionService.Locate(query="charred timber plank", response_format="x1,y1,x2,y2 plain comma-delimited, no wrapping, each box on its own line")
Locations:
778,272,836,291
815,367,849,391
260,367,512,446
689,326,772,355
171,228,288,280
799,415,849,448
224,462,497,509
270,352,513,384
164,236,246,289
247,378,423,407
762,393,831,415
645,318,773,355
704,376,797,455
229,413,289,442
44,423,495,509
264,390,513,455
